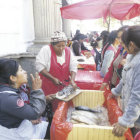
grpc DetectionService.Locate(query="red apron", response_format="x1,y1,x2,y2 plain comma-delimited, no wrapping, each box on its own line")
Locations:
40,45,71,111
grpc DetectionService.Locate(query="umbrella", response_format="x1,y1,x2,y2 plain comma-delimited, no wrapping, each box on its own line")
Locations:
61,0,140,20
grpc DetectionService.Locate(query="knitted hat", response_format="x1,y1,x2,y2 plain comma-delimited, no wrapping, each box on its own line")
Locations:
51,31,67,42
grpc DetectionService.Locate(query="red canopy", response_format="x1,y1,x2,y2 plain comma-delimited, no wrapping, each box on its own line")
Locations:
61,0,140,20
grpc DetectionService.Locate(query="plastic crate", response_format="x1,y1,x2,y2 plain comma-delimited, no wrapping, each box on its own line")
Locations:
75,70,103,90
51,90,133,140
68,90,125,140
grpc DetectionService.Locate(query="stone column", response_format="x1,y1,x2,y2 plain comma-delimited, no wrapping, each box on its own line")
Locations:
62,19,71,38
62,0,71,38
32,0,62,43
54,0,62,32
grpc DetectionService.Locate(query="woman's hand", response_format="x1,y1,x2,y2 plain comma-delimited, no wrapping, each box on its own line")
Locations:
31,118,42,125
46,94,56,101
52,77,61,85
70,80,77,90
30,73,42,90
108,93,117,99
100,83,108,91
112,123,127,137
120,59,126,66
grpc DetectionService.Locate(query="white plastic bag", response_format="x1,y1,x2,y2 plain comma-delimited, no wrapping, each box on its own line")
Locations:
0,120,48,140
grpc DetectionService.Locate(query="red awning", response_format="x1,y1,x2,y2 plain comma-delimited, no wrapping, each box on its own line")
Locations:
61,0,140,20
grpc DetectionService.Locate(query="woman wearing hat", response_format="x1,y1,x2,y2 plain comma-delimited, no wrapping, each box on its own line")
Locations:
36,31,77,111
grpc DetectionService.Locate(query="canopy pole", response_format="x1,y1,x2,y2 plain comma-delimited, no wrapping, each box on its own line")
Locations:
107,0,114,31
108,12,111,31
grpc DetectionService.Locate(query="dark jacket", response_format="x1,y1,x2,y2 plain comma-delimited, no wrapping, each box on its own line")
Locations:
0,84,46,128
72,40,81,56
94,48,101,71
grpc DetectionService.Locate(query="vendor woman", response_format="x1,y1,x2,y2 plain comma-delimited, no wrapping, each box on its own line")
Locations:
36,31,77,111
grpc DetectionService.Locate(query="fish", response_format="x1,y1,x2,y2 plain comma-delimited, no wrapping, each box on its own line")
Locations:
75,106,102,113
69,106,110,126
57,85,75,97
70,119,83,124
71,115,97,125
72,110,98,121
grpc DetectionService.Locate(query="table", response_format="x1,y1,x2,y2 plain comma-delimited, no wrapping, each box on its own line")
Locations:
75,55,96,71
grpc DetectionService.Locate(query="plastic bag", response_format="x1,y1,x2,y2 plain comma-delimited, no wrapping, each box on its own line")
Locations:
134,131,140,140
0,120,48,140
103,89,133,140
50,101,73,140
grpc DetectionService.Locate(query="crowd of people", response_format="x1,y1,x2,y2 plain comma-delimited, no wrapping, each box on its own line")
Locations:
0,25,140,139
